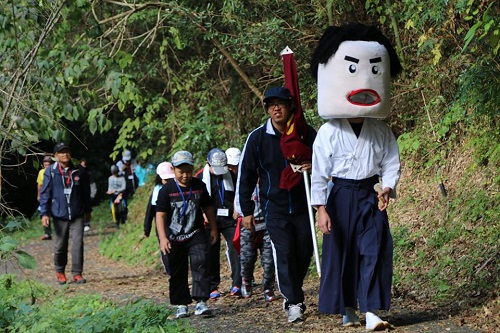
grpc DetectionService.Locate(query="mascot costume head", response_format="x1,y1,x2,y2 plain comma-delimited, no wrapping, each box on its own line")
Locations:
310,23,402,119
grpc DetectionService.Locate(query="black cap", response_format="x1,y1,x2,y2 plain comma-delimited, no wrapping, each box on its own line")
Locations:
263,87,293,103
53,143,70,154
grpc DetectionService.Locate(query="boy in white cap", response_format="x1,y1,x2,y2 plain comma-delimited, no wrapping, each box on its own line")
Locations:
155,151,218,318
199,148,242,298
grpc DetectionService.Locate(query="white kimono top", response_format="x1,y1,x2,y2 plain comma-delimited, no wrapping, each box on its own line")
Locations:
311,118,400,206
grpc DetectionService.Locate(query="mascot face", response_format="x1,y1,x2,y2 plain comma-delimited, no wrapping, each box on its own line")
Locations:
317,40,391,119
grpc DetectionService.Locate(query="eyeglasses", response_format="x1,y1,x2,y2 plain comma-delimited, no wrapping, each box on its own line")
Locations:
266,102,288,110
56,151,71,155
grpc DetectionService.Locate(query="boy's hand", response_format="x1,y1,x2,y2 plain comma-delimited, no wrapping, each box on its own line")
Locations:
210,228,218,245
159,238,171,255
242,215,255,230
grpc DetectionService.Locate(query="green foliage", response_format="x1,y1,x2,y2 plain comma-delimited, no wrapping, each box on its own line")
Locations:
462,1,500,55
98,185,166,269
0,216,37,270
0,275,192,332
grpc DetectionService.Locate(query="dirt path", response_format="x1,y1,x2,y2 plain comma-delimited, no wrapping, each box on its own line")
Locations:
7,226,487,333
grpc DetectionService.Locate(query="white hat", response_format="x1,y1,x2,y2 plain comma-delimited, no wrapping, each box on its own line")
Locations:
122,150,132,161
225,147,241,166
156,162,175,180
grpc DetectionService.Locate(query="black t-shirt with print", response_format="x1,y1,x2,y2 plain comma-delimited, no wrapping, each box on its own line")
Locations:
156,177,212,243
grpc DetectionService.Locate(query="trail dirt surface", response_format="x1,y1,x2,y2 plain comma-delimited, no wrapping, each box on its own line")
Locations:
11,226,490,333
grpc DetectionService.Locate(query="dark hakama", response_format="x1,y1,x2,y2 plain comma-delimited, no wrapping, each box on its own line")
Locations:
318,176,393,314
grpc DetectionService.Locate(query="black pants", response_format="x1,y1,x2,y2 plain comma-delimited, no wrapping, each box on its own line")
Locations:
266,211,312,309
168,231,210,305
206,220,242,291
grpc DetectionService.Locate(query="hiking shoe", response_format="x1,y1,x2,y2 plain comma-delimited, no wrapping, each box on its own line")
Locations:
210,289,220,299
56,272,66,285
241,280,252,298
72,274,86,284
176,305,188,319
287,303,304,323
84,225,91,232
41,234,52,241
194,301,212,317
264,289,276,302
342,307,361,327
229,285,241,296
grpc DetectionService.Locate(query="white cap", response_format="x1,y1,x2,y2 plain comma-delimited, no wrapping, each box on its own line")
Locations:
156,162,175,180
122,150,132,161
225,147,241,166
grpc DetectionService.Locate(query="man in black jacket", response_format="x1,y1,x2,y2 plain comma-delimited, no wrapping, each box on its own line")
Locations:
235,87,316,323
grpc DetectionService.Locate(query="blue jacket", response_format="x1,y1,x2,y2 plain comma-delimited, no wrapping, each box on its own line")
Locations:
39,162,91,220
236,118,316,218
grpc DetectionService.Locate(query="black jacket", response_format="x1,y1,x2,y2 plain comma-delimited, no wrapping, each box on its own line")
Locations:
236,118,316,218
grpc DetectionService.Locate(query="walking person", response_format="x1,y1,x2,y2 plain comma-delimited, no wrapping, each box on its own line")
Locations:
37,155,53,240
116,149,138,199
309,23,403,330
144,162,175,274
239,184,276,302
107,165,127,227
199,148,242,298
236,86,316,323
155,150,218,318
79,158,95,232
39,143,92,285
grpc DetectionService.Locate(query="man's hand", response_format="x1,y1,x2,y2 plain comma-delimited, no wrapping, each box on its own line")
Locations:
317,206,331,234
377,187,392,211
300,161,312,172
41,215,50,228
242,215,255,230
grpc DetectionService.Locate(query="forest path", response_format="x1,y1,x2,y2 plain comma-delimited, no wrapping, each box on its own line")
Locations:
8,225,485,333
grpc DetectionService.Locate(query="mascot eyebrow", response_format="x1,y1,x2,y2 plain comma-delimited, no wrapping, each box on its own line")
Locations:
343,56,383,64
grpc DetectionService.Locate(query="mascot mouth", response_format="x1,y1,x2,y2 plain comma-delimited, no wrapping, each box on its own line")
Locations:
347,89,380,106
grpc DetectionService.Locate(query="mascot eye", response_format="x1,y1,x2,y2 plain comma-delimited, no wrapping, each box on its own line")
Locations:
348,64,358,76
371,65,381,76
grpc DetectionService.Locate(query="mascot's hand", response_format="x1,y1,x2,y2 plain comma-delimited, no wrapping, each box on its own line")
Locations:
317,206,331,234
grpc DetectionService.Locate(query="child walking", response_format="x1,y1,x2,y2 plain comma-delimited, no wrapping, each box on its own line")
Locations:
155,151,218,318
144,162,175,274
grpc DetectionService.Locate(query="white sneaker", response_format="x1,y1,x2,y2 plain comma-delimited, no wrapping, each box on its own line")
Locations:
194,301,212,317
342,307,360,326
176,305,188,319
84,226,90,232
287,303,304,323
366,311,390,331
